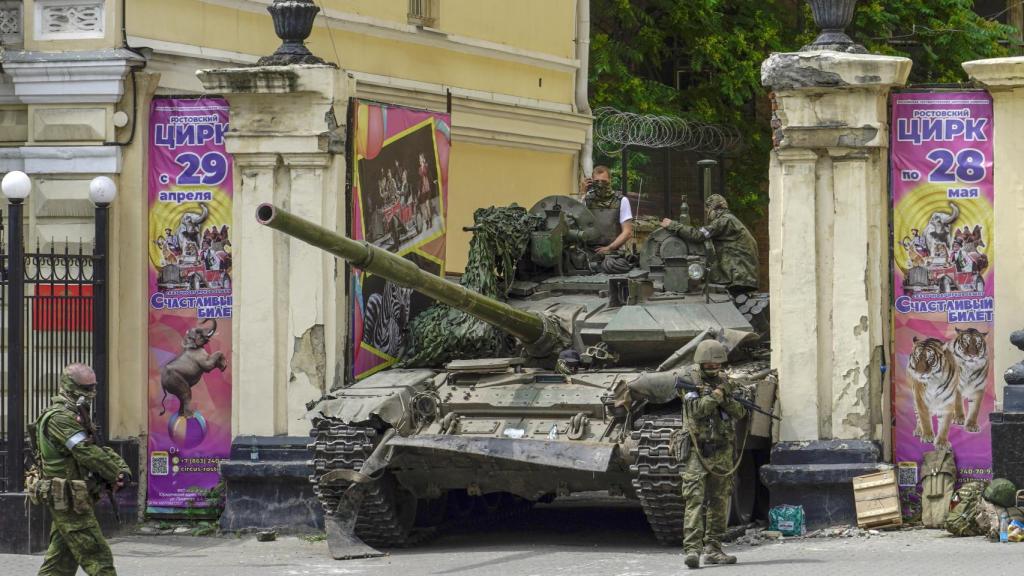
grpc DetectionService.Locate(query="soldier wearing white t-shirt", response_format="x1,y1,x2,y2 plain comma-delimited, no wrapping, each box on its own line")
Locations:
581,165,635,273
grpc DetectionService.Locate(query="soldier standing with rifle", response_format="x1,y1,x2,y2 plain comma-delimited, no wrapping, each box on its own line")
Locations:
27,363,131,576
677,340,745,569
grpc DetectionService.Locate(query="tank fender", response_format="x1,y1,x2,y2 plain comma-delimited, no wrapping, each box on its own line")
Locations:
305,369,435,435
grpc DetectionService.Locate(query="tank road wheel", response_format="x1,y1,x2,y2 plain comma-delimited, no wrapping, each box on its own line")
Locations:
309,419,419,547
630,413,686,546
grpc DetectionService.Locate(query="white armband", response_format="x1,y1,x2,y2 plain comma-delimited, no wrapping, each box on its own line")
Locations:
65,431,88,450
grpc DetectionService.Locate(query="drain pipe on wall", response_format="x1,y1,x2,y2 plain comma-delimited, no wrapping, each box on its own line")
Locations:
576,0,593,179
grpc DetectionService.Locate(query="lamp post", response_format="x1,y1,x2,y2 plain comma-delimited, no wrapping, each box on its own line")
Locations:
2,170,30,490
89,176,116,441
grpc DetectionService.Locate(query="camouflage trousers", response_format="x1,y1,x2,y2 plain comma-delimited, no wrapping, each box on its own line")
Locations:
38,506,116,576
681,446,734,555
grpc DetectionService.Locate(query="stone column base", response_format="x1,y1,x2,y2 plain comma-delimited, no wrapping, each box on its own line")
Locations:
991,411,1024,488
759,440,886,529
219,436,323,533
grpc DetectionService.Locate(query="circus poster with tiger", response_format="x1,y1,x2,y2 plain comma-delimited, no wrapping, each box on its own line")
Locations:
348,100,451,381
890,91,995,522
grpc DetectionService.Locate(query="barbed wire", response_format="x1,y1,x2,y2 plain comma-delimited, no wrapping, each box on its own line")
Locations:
593,107,742,155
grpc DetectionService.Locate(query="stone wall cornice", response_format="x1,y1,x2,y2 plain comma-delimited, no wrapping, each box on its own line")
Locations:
963,57,1024,90
763,50,911,93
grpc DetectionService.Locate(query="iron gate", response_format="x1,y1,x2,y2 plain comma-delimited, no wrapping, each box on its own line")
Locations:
0,204,108,492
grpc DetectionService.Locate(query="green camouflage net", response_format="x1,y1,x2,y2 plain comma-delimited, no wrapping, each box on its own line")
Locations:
401,205,540,367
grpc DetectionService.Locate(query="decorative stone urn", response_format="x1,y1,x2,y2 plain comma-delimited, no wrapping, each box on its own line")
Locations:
803,0,866,53
258,0,330,66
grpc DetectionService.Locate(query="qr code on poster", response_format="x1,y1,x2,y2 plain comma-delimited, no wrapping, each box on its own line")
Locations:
897,461,918,487
151,451,169,476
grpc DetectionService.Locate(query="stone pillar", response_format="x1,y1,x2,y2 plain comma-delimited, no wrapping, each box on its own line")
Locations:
961,58,1024,405
962,57,1024,490
198,65,350,438
759,50,911,528
197,65,350,532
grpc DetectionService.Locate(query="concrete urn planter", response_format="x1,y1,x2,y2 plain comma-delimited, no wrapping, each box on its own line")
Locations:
805,0,866,53
259,0,329,66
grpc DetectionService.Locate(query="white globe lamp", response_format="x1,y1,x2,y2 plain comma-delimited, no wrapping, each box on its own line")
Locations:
89,176,118,205
2,171,32,201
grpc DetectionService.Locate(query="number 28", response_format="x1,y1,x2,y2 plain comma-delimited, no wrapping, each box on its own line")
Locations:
926,148,986,184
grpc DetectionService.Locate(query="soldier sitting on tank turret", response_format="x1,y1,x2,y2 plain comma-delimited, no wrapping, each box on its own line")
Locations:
660,194,758,296
580,165,635,273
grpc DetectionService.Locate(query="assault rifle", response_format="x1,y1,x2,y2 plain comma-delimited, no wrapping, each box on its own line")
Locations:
674,376,780,421
76,397,126,524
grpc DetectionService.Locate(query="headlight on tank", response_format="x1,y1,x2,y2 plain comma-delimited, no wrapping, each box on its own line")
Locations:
688,263,705,280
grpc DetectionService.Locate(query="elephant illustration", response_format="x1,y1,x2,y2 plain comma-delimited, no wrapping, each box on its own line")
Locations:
159,318,227,418
177,203,210,259
924,201,959,257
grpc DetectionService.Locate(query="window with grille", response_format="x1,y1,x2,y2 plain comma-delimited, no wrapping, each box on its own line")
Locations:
408,0,439,27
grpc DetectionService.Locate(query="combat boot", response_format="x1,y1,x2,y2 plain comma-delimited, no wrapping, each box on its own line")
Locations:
703,545,737,565
684,552,701,569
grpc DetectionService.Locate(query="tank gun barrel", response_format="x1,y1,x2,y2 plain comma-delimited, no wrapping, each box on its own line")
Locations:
256,204,555,353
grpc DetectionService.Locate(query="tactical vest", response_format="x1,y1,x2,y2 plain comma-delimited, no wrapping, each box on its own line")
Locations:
36,406,80,480
588,196,623,247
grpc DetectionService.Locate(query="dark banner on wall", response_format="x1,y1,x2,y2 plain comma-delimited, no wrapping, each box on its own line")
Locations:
147,98,234,514
890,91,995,519
348,100,451,381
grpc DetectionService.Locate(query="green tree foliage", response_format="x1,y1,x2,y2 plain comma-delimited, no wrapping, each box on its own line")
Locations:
590,0,1015,214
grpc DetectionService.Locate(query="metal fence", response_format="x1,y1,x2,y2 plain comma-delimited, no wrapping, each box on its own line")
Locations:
0,202,107,492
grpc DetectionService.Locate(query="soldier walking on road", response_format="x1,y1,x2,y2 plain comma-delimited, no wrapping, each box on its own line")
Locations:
29,363,131,576
678,340,745,569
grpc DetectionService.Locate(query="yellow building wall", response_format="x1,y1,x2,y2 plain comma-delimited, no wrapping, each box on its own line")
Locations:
437,0,577,59
446,143,575,272
127,0,576,104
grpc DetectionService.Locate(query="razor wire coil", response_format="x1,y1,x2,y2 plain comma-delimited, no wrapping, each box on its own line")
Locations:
593,107,741,155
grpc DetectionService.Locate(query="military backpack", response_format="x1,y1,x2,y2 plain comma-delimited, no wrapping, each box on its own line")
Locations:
945,480,989,537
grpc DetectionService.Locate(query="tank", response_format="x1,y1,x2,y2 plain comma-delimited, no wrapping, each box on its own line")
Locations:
255,192,776,558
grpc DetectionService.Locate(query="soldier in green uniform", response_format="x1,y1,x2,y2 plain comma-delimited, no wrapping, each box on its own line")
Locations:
678,340,745,569
660,194,759,295
30,363,131,576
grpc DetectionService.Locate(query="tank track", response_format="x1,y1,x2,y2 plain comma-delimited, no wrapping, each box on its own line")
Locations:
630,412,686,546
309,418,420,547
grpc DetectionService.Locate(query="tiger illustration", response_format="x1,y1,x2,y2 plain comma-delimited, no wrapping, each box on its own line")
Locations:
908,337,958,449
948,327,989,433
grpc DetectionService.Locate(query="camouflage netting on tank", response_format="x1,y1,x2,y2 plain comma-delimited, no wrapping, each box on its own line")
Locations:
401,206,540,367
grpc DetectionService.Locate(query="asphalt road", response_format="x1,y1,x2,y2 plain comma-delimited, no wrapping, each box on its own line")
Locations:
3,499,1023,575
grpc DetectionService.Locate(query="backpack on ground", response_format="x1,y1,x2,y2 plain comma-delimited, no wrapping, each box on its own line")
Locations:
921,449,956,528
945,480,989,537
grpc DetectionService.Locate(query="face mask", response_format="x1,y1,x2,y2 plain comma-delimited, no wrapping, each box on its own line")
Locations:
702,368,720,378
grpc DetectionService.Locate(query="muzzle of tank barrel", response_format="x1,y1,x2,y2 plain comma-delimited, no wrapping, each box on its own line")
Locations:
386,435,615,472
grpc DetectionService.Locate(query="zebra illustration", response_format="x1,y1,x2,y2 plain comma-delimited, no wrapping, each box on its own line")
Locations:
362,281,413,357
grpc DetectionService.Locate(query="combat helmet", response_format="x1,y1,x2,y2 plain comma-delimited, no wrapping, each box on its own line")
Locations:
59,363,98,400
984,478,1018,508
694,340,728,365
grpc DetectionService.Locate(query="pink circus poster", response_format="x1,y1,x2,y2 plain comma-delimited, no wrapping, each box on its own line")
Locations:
890,91,995,519
348,100,451,381
146,98,233,514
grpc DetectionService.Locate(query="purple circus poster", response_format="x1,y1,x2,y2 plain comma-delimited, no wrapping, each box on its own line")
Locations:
146,98,234,514
890,91,995,520
348,100,451,381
